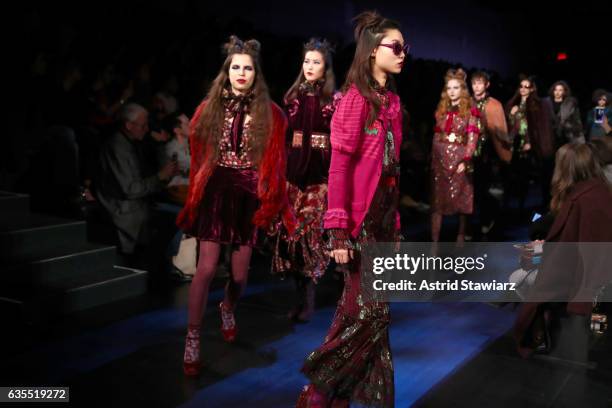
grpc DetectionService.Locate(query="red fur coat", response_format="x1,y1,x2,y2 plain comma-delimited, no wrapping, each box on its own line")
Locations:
177,100,295,234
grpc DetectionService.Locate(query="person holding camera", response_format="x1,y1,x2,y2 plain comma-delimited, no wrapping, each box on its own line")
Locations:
586,89,612,140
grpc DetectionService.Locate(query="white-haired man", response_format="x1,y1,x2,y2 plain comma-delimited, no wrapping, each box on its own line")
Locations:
96,103,178,258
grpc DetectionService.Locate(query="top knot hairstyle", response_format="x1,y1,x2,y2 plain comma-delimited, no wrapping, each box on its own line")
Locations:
193,35,272,168
284,37,336,106
344,10,403,127
352,11,393,42
435,68,473,120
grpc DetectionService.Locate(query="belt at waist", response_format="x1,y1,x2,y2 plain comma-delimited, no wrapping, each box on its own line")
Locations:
292,131,330,150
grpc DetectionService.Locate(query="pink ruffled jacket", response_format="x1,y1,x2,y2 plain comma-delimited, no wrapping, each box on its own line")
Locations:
323,85,403,238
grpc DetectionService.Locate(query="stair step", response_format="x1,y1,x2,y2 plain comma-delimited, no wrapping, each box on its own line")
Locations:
0,266,148,323
0,213,87,261
0,191,30,213
0,242,117,285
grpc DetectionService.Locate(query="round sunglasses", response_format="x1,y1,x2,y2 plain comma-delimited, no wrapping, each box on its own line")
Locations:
379,41,411,56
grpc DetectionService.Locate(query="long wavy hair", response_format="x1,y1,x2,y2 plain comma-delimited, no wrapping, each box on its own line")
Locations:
284,38,336,106
193,35,272,167
343,11,401,127
506,75,540,116
550,143,606,213
435,68,472,121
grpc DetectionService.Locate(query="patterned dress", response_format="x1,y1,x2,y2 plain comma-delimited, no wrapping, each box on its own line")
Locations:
272,82,340,280
302,111,400,407
508,100,530,156
431,106,480,215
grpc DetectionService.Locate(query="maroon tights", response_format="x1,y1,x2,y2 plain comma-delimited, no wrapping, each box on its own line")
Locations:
187,240,252,327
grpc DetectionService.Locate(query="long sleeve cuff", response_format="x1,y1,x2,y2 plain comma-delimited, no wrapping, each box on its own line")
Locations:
323,208,349,229
327,228,354,251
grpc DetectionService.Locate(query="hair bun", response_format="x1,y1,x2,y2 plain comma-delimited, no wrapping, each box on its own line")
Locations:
445,68,467,82
223,35,261,57
243,39,261,54
305,38,335,54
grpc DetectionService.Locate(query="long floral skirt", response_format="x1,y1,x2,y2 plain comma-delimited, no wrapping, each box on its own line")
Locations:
272,182,329,281
301,175,399,407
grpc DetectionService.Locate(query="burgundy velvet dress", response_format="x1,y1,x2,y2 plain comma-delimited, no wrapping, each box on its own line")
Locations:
431,106,480,215
190,93,260,246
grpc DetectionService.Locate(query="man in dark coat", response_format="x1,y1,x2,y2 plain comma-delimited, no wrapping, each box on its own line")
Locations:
96,103,177,255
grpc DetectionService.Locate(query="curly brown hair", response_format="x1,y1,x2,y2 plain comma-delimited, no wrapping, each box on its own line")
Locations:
548,80,572,100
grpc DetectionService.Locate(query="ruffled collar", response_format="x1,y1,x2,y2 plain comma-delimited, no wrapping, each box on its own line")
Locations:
222,88,254,113
298,79,324,96
372,82,400,120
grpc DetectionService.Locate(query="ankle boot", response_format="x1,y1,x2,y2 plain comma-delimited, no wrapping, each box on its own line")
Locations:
219,301,237,342
183,324,202,376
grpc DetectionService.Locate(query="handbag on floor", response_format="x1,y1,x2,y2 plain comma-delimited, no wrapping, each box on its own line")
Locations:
172,234,197,278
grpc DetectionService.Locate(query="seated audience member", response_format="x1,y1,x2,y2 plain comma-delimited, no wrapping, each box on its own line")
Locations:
96,103,178,257
514,143,612,360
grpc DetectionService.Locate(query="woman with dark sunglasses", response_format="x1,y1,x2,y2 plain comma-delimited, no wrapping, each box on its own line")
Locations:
506,76,555,213
296,10,406,408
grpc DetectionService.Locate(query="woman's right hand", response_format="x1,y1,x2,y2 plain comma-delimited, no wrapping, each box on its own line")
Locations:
330,249,353,264
510,106,519,116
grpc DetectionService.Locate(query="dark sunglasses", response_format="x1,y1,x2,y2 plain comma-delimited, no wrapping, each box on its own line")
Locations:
379,41,410,56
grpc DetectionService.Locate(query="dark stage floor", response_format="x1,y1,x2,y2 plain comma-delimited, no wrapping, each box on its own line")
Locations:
1,191,610,407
